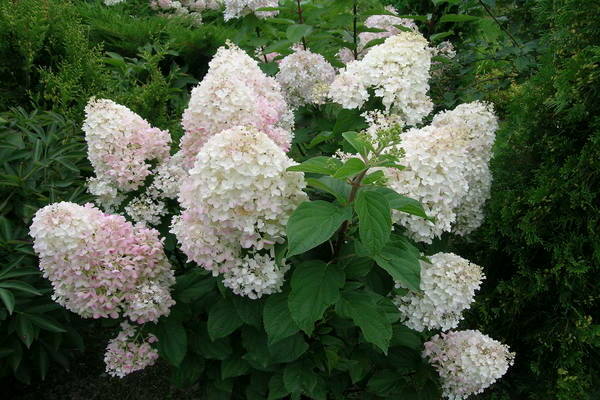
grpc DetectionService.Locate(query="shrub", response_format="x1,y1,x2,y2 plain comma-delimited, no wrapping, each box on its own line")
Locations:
454,0,600,398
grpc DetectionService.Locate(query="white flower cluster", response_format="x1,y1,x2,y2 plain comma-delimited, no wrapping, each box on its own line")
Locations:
433,40,457,60
104,322,159,378
394,253,484,332
431,101,498,235
276,47,336,108
180,42,293,169
330,32,433,126
149,0,223,24
223,0,278,21
104,0,126,5
223,252,290,299
171,126,307,298
337,6,418,63
82,98,171,195
385,101,498,242
423,330,515,400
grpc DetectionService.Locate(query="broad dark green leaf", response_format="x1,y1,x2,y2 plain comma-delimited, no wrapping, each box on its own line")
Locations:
268,333,309,363
355,190,392,254
263,292,299,345
221,357,250,380
336,291,392,353
332,158,367,180
16,316,35,348
286,201,352,257
27,314,66,333
287,156,342,175
288,261,345,335
439,14,480,22
156,321,187,366
373,237,421,291
342,131,374,157
364,186,429,220
0,288,15,314
305,176,351,204
0,280,42,296
208,298,244,340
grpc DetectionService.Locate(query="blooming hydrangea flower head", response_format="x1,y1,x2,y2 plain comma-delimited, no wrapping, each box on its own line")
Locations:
431,101,498,235
276,47,336,108
83,98,171,192
180,42,293,168
394,253,484,331
104,322,159,378
385,123,470,242
330,32,433,126
384,102,498,242
30,202,175,322
328,61,369,109
423,330,515,399
172,125,307,280
222,0,278,21
337,6,419,63
104,0,126,5
223,252,290,299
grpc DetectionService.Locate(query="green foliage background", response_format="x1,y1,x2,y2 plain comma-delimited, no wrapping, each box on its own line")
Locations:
0,0,599,398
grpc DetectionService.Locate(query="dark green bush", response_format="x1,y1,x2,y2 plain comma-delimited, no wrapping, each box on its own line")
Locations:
0,108,91,383
455,0,600,398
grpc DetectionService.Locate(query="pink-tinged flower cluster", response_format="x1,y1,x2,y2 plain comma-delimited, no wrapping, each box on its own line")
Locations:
180,42,293,169
424,330,515,399
276,47,336,108
104,322,159,378
30,202,175,322
83,98,171,193
171,126,306,298
337,6,419,63
223,0,278,21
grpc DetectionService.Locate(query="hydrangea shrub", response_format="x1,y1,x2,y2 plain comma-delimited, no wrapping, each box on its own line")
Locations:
30,2,515,398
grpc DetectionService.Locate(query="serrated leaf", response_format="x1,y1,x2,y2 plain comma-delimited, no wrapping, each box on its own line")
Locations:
156,320,187,367
336,291,392,353
363,186,429,220
342,131,374,157
306,176,351,204
288,261,345,335
373,238,421,291
286,24,313,43
332,158,367,179
286,201,352,257
355,190,392,255
287,156,342,175
208,298,244,340
263,292,299,345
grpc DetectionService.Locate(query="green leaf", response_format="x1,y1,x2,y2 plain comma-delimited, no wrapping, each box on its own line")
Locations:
332,158,367,179
392,325,421,350
364,186,429,220
0,281,42,296
208,298,244,340
16,316,35,348
355,190,392,255
336,291,392,353
372,238,421,291
430,31,454,42
232,295,263,328
288,261,345,335
286,201,352,257
263,292,299,345
268,333,309,363
156,321,187,367
367,370,407,396
342,131,374,157
306,176,351,204
286,24,313,43
439,14,480,23
287,156,342,175
221,358,250,380
268,374,290,400
171,355,204,388
0,288,15,314
333,109,367,134
283,360,318,395
26,314,67,333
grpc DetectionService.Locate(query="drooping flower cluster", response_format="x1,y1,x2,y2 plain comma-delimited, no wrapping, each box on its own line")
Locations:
276,47,336,108
423,330,515,399
431,101,498,235
180,42,293,169
30,202,175,322
171,126,307,298
83,98,171,193
222,0,278,21
104,322,160,378
394,253,484,331
337,7,419,63
384,101,498,242
330,32,433,126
